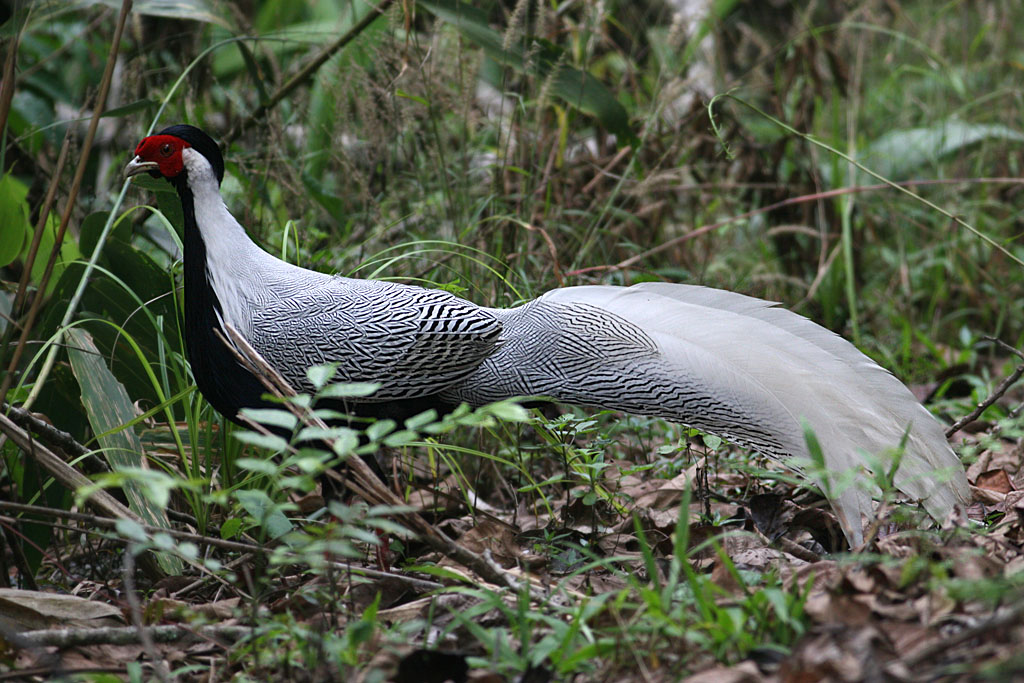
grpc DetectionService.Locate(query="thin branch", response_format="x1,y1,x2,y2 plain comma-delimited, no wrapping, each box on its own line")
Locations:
0,414,141,525
13,623,254,649
122,552,170,683
0,503,258,555
223,0,395,144
1,401,108,473
1,0,134,406
0,410,170,581
0,9,20,137
946,340,1024,437
566,178,1024,278
581,145,633,195
775,536,822,563
10,131,73,316
0,500,440,593
217,323,532,593
904,594,1024,668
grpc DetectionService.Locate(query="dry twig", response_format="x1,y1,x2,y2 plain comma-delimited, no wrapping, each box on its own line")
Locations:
216,323,535,594
223,0,395,144
946,338,1024,437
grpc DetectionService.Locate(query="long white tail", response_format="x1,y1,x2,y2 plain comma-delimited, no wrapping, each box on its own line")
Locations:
445,282,970,546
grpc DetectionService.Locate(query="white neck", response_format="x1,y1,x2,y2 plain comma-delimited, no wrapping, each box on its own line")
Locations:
182,148,257,258
182,148,278,333
180,148,332,338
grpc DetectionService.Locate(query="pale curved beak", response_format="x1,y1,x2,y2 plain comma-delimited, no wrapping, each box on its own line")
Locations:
124,155,159,178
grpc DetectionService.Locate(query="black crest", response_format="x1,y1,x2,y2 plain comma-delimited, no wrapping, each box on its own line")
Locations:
158,124,225,186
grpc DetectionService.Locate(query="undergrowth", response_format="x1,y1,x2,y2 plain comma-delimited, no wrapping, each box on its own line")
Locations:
1,0,1023,680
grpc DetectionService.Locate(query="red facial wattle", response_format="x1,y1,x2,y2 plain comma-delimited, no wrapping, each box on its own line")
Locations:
134,134,191,178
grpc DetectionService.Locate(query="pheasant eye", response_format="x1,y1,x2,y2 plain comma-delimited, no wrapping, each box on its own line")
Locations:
160,142,174,157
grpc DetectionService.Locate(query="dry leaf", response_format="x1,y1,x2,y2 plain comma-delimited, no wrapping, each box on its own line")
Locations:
976,469,1014,494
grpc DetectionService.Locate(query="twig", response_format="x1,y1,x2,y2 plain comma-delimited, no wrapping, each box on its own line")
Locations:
0,414,141,525
0,515,70,588
520,222,564,286
1,402,107,473
123,552,170,683
217,323,532,593
857,499,891,553
0,8,20,137
0,667,129,680
13,624,254,649
0,415,162,582
904,594,1024,667
0,500,443,598
169,552,257,601
581,145,632,195
775,536,822,563
946,339,1024,437
168,554,444,601
327,561,445,592
0,0,134,405
11,133,73,316
566,177,1024,278
223,0,395,144
0,502,259,555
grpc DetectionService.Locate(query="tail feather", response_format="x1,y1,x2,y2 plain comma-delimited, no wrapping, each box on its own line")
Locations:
447,283,969,546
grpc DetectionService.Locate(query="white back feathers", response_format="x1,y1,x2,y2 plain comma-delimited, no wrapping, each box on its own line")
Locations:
512,283,969,546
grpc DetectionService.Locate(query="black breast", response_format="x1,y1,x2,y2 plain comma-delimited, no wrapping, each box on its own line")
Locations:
180,184,273,421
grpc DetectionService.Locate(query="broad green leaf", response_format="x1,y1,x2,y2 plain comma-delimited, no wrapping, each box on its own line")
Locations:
114,518,148,543
235,489,293,540
383,429,417,447
220,517,244,540
307,364,337,390
0,173,31,268
67,328,182,574
23,211,80,295
233,431,289,451
239,407,298,431
128,175,184,236
320,381,381,399
300,171,348,221
861,121,1024,181
365,419,396,442
0,291,11,337
483,400,529,422
297,425,359,448
235,457,279,475
79,211,123,255
404,409,439,430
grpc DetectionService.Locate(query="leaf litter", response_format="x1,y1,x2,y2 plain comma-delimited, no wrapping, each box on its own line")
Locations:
5,393,1024,681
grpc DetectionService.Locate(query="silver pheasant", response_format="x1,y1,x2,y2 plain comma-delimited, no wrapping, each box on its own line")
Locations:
125,124,971,547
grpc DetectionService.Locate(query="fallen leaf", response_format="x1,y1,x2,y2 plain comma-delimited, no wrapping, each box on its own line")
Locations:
684,660,765,682
0,589,123,632
976,469,1014,494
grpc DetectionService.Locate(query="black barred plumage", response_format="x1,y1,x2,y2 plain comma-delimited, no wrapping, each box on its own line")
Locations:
126,124,971,547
